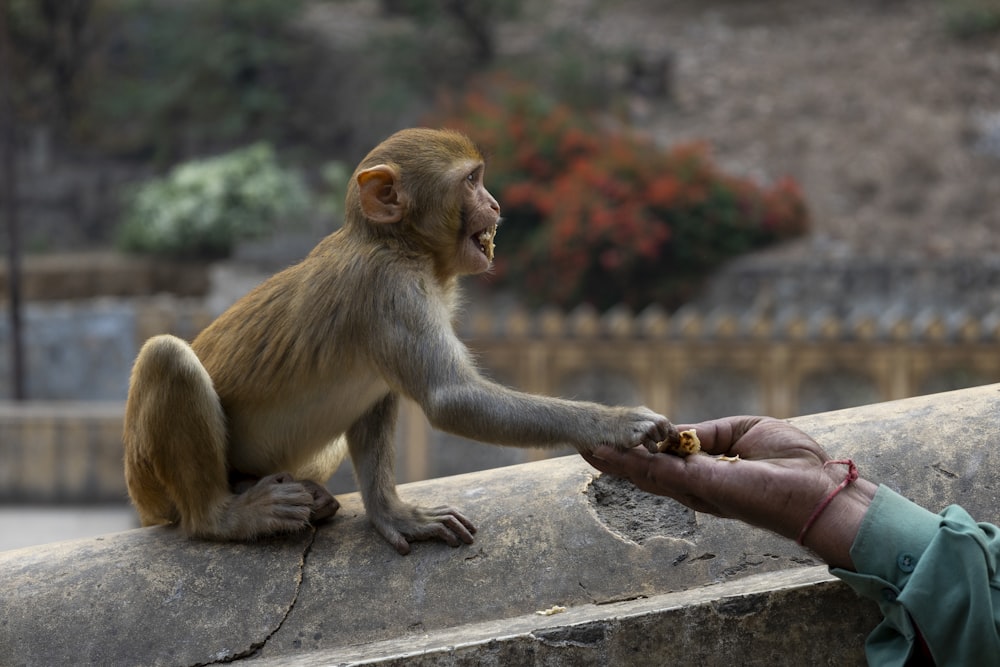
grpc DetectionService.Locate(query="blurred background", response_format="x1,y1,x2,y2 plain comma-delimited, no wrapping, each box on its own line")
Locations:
1,0,999,550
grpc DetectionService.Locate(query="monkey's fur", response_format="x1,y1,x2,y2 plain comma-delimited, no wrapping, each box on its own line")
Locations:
124,128,674,554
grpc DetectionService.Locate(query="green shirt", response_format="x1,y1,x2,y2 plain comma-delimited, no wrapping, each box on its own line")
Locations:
832,485,1000,666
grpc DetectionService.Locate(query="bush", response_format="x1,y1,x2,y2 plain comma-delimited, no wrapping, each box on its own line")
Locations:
118,143,309,259
942,0,1000,39
431,78,810,311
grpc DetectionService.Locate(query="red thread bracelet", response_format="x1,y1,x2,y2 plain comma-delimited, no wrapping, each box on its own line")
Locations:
796,459,859,546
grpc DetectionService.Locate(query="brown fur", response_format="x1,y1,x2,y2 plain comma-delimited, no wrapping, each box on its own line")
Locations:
123,128,674,554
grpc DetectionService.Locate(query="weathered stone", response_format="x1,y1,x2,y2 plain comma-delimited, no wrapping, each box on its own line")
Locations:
1,384,998,665
0,527,312,666
266,567,875,667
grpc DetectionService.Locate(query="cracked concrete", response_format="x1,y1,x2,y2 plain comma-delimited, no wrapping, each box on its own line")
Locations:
2,384,999,665
0,524,313,666
222,527,318,663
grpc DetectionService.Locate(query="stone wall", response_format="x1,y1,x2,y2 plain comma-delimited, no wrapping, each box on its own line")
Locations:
0,252,210,302
0,402,124,503
3,292,999,407
2,294,999,502
696,255,1000,316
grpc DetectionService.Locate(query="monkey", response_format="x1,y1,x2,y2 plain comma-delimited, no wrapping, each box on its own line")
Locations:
123,128,675,555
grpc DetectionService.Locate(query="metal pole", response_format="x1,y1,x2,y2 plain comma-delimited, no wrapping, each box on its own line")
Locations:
0,3,26,400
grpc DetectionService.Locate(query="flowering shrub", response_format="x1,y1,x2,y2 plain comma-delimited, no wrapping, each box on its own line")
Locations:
118,143,309,259
431,78,809,310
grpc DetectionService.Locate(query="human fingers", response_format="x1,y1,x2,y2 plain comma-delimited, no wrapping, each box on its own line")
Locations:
583,445,691,497
581,445,648,477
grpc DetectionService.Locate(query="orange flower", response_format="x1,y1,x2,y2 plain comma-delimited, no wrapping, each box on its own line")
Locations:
646,175,682,208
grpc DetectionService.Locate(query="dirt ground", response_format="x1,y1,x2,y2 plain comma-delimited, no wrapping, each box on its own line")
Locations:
521,0,1000,261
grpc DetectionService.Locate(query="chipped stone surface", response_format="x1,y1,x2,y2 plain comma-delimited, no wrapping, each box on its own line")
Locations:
587,473,697,543
266,567,877,667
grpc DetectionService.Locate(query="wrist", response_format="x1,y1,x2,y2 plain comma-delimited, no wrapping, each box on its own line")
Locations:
801,473,877,569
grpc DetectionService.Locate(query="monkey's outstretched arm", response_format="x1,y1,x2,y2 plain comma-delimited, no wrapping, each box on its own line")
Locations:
424,379,672,452
374,291,673,453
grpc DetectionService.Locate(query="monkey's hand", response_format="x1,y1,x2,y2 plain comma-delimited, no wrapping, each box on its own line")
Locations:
368,499,477,556
588,406,676,454
227,473,340,536
223,472,317,537
299,479,341,525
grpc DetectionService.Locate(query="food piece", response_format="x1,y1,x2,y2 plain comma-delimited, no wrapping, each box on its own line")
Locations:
536,605,567,616
656,428,701,456
717,454,740,463
478,225,497,262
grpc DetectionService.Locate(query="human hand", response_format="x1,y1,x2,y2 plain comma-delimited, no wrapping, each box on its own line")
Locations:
582,416,877,569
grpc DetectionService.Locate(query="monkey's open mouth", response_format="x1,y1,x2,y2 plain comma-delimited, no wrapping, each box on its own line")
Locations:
474,223,498,262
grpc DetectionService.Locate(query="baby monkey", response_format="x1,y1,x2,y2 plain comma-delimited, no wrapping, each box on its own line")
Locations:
123,128,674,554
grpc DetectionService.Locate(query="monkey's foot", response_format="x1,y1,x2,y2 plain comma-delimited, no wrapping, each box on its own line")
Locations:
229,471,339,528
223,472,314,539
300,479,340,524
371,503,477,556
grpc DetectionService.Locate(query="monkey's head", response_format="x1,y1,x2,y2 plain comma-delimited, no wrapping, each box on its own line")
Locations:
347,128,502,278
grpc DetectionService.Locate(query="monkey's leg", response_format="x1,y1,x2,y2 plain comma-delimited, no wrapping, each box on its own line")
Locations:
347,393,476,555
124,335,315,540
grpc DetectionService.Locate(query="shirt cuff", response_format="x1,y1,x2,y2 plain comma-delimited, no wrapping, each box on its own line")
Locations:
847,484,942,585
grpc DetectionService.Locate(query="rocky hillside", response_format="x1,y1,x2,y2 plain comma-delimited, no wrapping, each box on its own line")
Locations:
525,0,1000,262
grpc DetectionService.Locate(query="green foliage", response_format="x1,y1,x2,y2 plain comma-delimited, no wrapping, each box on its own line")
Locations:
83,0,307,158
942,0,1000,38
431,78,810,311
118,144,309,259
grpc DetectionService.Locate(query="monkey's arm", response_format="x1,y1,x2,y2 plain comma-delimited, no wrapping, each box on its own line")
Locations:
374,290,673,453
425,377,672,452
347,392,476,555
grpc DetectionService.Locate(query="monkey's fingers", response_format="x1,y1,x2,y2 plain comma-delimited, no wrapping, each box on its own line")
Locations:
229,473,315,537
410,506,477,548
427,504,478,535
299,479,340,525
621,408,676,452
377,505,478,555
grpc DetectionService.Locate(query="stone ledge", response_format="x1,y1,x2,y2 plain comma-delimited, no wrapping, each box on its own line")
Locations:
2,384,999,665
268,566,876,667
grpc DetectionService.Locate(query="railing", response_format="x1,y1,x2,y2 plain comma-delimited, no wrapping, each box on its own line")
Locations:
2,299,998,501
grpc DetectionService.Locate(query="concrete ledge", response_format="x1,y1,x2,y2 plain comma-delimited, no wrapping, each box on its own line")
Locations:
2,384,999,665
0,252,209,302
271,566,874,667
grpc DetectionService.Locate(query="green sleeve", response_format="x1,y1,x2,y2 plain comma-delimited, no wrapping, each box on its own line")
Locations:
831,485,1000,666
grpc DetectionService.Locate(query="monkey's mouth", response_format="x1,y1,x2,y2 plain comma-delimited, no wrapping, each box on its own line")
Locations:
473,223,498,262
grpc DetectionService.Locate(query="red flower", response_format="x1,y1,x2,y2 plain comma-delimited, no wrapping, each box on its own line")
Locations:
425,76,809,311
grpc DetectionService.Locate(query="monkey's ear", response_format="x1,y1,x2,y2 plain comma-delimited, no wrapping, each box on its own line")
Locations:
357,165,406,224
